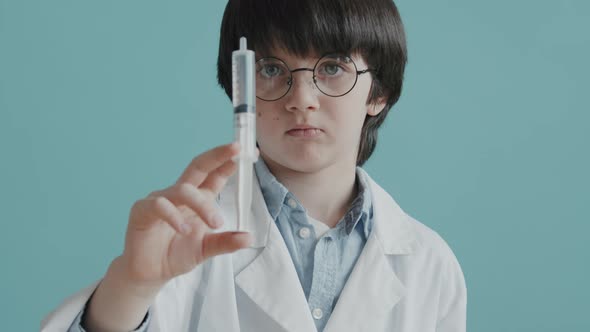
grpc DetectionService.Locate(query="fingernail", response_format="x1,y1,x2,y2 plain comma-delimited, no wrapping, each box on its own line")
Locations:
235,232,254,246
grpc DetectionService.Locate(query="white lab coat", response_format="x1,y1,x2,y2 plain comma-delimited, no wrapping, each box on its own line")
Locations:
41,169,467,332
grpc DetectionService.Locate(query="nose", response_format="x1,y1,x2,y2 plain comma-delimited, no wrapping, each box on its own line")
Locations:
284,71,320,113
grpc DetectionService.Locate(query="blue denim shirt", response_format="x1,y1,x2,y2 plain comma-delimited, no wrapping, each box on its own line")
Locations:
69,159,373,332
254,159,373,332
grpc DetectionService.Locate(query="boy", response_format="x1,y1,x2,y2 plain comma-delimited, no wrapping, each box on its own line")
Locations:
42,0,466,331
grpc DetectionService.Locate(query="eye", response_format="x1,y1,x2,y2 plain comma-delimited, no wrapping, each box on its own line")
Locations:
321,63,341,76
316,55,354,78
259,64,284,78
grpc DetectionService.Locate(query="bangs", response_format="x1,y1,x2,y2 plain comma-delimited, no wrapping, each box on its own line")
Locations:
220,0,380,58
218,0,406,110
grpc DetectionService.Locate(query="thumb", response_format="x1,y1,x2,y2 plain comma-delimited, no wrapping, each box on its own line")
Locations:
201,231,253,261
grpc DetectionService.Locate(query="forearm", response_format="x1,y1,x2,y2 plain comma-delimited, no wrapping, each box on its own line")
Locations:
83,256,164,332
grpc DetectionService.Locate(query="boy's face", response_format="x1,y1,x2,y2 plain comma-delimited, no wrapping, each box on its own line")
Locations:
256,48,385,174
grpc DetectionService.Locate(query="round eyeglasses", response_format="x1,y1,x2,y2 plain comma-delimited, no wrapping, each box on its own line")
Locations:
255,53,376,101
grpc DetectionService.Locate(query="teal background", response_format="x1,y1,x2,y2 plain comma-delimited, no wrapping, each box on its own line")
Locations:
1,0,588,331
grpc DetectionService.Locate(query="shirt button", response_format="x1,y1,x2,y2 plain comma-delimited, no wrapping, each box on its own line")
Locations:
287,198,297,208
298,227,311,239
312,308,323,320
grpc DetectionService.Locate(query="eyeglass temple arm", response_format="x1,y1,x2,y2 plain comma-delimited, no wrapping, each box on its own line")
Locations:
357,68,376,75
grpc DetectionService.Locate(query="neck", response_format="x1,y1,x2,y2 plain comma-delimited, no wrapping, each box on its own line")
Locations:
263,157,358,228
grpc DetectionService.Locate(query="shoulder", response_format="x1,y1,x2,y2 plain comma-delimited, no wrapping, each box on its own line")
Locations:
360,168,462,266
404,214,464,281
362,170,467,306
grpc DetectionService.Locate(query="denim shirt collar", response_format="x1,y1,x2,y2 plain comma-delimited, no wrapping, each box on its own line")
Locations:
254,158,373,239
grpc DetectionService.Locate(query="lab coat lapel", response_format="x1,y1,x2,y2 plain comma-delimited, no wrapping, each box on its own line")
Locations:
324,171,418,332
235,225,317,332
225,172,317,332
323,233,404,332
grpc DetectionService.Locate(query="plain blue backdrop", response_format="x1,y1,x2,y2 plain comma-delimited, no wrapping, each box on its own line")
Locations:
1,0,588,331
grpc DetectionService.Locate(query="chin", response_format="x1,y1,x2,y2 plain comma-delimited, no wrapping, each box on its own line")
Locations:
285,161,326,174
260,142,352,174
269,152,338,175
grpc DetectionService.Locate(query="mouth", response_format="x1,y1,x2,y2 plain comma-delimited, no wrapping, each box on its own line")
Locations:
286,126,323,138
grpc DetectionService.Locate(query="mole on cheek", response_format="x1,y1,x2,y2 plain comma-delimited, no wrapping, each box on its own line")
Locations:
257,112,262,118
273,116,280,121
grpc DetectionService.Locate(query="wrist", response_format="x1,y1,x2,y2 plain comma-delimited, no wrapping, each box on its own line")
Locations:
104,256,165,301
84,257,161,332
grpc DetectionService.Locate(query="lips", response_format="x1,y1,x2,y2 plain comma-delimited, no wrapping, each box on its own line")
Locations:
286,126,323,137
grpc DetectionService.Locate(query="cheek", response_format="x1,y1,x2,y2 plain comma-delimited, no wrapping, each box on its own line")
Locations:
324,97,369,140
256,105,282,140
257,112,280,124
257,111,279,121
329,94,369,121
256,102,281,121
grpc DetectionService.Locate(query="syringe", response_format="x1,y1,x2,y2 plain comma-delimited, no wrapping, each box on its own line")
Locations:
232,37,257,232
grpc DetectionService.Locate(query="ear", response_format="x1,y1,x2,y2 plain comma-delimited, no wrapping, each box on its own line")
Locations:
366,98,387,116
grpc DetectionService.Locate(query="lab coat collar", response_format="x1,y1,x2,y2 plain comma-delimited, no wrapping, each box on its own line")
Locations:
222,168,418,331
357,168,418,255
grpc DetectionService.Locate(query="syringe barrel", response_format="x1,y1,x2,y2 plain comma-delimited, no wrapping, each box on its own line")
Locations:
232,37,256,231
232,37,255,110
234,112,256,162
232,37,257,162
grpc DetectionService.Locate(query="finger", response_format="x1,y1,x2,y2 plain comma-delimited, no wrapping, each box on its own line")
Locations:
164,183,224,229
201,231,253,260
132,196,190,235
199,146,259,195
199,158,238,194
176,142,240,188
